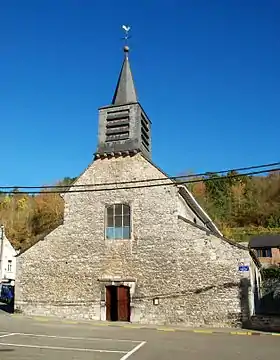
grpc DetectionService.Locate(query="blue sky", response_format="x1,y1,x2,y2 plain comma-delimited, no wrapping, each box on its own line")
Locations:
0,0,279,186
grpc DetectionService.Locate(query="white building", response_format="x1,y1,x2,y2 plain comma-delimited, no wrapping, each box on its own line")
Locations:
0,225,17,284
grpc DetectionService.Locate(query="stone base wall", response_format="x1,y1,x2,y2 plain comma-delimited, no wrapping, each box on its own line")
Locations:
250,315,280,333
16,300,280,332
15,301,101,321
15,294,244,329
15,305,243,329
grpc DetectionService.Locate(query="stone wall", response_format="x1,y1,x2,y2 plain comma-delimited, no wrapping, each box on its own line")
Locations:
250,315,280,332
15,154,256,327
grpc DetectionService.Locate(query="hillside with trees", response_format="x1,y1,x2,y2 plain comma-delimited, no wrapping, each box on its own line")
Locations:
186,170,280,241
0,177,76,252
0,172,279,251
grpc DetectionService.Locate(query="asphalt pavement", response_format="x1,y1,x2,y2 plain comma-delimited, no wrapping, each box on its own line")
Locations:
0,313,279,359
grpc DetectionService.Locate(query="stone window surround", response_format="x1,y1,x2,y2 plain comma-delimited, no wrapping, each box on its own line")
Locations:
104,202,133,241
98,277,136,322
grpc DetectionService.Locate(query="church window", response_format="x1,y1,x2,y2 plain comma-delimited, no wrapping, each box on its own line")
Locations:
106,204,131,240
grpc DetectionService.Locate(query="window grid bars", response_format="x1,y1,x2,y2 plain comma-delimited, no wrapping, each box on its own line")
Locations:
106,204,130,240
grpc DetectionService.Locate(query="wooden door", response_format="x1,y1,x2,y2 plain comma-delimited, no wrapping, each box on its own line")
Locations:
117,286,130,322
106,286,118,321
106,286,112,321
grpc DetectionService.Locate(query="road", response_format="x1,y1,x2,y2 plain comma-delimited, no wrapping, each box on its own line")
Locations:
0,313,279,359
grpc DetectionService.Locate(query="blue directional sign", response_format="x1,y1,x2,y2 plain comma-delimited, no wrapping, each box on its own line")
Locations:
239,265,249,272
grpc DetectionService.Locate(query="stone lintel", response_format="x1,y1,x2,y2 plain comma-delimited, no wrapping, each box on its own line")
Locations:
98,277,136,283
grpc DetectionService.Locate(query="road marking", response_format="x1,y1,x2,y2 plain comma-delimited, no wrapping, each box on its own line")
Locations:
0,342,127,353
123,325,142,329
193,330,213,334
33,317,49,322
13,332,143,343
0,333,17,338
157,328,175,332
120,341,146,360
61,320,78,324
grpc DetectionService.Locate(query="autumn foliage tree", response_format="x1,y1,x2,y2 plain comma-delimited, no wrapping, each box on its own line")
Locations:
0,177,75,251
189,170,280,241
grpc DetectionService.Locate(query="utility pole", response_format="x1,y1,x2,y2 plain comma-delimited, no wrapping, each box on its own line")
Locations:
0,224,4,282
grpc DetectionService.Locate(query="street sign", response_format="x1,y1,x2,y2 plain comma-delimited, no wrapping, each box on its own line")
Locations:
239,265,249,272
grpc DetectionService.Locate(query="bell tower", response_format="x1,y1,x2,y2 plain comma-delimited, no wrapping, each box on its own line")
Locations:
95,45,152,160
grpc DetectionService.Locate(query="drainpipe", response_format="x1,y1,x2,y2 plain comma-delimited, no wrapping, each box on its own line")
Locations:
0,224,4,282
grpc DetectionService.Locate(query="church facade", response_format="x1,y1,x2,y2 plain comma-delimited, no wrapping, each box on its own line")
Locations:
15,46,260,327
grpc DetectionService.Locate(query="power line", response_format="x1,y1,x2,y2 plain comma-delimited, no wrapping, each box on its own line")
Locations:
3,167,280,195
0,161,279,190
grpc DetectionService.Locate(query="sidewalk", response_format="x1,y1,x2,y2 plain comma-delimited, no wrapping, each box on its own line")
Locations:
10,313,280,336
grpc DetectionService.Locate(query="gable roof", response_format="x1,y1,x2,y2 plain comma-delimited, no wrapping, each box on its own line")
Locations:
249,234,280,249
177,185,223,237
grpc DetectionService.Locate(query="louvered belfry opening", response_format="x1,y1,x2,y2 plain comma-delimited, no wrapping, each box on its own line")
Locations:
140,112,150,152
105,109,130,143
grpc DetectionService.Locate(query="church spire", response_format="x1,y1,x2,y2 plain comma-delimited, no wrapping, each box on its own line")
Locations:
112,46,138,105
95,27,152,160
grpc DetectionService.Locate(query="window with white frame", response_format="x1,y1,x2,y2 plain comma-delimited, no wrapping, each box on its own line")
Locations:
7,260,12,272
105,204,131,240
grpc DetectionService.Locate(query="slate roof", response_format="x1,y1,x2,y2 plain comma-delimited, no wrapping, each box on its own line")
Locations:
249,234,280,249
111,47,137,105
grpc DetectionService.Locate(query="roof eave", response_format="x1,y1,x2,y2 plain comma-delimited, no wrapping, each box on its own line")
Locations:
178,185,223,237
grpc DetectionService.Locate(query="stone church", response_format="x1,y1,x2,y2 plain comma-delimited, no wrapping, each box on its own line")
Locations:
15,45,261,327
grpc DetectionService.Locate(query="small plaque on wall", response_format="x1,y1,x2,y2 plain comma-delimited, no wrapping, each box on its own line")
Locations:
153,298,159,305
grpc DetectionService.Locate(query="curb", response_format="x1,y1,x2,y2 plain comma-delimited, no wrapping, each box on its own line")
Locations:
10,314,280,337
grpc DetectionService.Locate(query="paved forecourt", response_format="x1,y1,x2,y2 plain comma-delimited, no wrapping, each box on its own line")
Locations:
0,314,279,359
0,331,145,360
